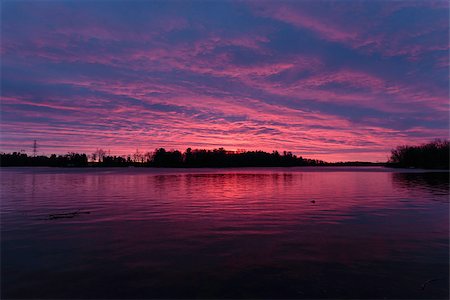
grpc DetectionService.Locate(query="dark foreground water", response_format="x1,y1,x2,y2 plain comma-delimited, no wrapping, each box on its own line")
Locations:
1,167,449,299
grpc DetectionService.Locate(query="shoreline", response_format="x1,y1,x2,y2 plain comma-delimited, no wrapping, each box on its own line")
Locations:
1,165,448,173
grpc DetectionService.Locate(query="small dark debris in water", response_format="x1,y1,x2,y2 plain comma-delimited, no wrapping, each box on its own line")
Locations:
45,210,90,220
311,200,316,204
421,278,442,290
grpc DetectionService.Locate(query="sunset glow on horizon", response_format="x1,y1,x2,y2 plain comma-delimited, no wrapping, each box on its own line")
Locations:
1,0,449,162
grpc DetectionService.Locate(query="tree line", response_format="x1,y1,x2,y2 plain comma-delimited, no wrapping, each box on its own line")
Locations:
0,147,326,167
1,140,448,169
387,139,449,169
0,152,89,167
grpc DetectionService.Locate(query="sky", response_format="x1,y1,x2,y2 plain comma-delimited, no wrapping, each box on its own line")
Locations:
1,0,449,162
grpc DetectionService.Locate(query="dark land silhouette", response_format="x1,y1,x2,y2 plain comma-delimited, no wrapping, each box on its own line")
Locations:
0,148,326,168
387,139,449,170
0,152,89,167
0,140,448,169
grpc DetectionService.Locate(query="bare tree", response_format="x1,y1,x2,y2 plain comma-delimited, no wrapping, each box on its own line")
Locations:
144,151,152,163
133,149,143,163
90,152,97,162
97,149,106,163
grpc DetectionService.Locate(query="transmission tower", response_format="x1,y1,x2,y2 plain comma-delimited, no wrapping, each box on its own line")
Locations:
33,140,37,157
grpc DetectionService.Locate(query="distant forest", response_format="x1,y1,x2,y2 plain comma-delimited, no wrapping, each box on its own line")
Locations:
0,148,327,168
0,140,448,169
387,139,449,170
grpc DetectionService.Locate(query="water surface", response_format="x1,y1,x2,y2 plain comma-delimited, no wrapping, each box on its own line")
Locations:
1,167,448,299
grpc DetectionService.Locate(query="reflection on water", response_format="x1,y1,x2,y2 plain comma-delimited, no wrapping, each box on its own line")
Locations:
392,172,449,196
1,167,448,299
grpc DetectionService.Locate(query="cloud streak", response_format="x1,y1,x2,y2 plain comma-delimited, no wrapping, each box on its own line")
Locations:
1,0,448,162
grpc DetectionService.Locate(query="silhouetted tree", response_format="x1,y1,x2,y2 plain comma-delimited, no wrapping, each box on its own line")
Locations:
0,152,88,167
144,151,152,164
97,149,106,163
388,139,449,169
1,147,334,168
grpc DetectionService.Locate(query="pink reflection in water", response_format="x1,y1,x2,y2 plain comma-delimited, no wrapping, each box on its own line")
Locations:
1,168,448,298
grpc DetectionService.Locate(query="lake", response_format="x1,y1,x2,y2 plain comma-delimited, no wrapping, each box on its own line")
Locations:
1,167,448,299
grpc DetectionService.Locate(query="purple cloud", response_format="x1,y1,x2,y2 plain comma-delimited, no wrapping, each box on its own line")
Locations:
1,0,448,162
